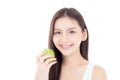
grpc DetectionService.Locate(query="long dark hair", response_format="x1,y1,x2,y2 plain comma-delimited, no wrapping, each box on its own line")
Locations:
48,8,89,80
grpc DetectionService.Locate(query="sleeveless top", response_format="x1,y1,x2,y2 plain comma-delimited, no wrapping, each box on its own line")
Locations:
82,63,95,80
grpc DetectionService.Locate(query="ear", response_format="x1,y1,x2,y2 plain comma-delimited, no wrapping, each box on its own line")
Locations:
82,29,87,41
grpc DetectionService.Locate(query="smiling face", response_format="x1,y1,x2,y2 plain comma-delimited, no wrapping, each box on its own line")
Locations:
53,16,87,57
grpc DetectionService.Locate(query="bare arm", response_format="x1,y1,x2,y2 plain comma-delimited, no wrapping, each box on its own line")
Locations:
34,70,39,80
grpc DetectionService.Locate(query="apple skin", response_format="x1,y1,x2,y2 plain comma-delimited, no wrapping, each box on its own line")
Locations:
44,49,55,58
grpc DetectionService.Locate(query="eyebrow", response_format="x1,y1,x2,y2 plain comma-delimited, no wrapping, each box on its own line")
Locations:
54,27,76,31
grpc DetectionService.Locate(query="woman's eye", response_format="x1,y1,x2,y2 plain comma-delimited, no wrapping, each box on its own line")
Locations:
70,31,76,34
54,31,61,35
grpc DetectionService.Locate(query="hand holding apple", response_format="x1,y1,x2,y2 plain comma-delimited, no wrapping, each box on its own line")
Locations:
35,49,57,80
43,49,55,58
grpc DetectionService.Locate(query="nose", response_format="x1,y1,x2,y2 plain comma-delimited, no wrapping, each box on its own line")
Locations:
60,34,69,43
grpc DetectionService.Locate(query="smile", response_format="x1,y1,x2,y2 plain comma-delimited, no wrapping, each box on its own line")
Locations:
59,44,73,49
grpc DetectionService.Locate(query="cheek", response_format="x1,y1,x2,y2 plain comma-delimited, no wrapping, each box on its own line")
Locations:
71,34,83,44
72,37,81,44
53,36,59,45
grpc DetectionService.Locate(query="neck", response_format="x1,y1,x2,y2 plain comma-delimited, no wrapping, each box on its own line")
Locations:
62,50,88,67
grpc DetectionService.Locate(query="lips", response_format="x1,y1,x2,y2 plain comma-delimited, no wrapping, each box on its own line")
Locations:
59,44,73,49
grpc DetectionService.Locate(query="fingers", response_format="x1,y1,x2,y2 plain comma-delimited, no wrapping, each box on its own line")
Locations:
45,58,57,68
36,51,44,63
44,58,57,65
36,52,57,68
39,54,53,64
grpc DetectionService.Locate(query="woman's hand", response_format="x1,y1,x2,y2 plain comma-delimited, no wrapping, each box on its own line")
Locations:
34,51,57,80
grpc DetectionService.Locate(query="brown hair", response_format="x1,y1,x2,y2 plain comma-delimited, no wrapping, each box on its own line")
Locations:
48,8,89,80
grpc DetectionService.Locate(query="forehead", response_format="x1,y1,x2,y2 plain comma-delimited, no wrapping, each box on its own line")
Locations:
54,16,80,30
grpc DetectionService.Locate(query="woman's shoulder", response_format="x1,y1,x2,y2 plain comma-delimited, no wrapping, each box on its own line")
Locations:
92,64,107,80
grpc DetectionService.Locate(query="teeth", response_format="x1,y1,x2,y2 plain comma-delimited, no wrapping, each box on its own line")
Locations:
60,44,72,48
62,45,69,48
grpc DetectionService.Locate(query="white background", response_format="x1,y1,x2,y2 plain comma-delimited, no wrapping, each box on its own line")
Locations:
0,0,120,80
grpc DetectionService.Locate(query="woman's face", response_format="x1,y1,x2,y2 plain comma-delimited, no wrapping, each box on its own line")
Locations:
53,16,87,56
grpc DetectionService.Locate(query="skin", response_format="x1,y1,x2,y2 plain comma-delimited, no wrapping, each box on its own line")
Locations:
34,16,107,80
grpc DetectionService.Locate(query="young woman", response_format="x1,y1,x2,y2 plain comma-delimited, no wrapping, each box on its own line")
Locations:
35,8,107,80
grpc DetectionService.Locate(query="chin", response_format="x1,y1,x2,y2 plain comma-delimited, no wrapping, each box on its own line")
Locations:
59,49,76,57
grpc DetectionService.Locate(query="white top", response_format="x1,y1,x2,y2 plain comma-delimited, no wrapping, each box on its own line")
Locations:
82,63,95,80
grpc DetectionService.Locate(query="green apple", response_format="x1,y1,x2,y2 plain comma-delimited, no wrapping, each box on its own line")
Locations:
44,49,55,58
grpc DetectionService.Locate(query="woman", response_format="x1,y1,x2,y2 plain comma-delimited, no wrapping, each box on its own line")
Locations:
35,8,107,80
